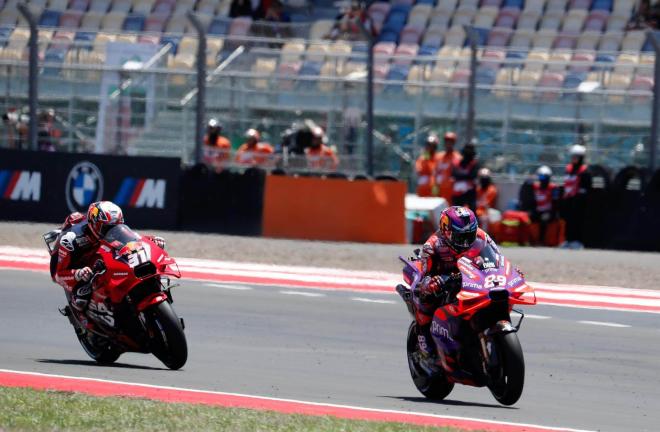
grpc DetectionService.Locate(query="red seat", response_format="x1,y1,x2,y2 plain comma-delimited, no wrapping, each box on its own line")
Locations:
138,34,161,45
69,0,89,11
59,10,83,28
229,17,253,37
495,8,520,28
399,24,423,44
482,48,506,68
538,72,565,101
394,43,419,65
570,51,595,72
488,27,512,46
277,61,303,90
144,14,167,32
553,33,577,49
584,10,609,31
569,0,591,9
630,76,653,101
481,0,503,6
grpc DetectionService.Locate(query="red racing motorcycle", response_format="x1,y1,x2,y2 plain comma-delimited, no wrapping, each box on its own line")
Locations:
44,224,187,370
396,239,536,405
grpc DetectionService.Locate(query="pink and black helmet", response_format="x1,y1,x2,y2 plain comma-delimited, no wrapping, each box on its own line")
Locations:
439,206,478,253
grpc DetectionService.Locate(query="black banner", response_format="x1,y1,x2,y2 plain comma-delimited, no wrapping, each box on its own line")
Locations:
0,149,181,229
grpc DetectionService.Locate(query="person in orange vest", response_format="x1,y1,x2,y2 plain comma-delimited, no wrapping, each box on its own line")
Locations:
476,168,498,227
305,126,338,171
451,142,479,211
531,165,561,245
433,131,462,201
203,118,232,170
235,128,275,167
561,144,592,249
414,134,438,197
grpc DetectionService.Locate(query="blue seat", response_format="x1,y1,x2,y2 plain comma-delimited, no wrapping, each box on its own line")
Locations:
475,67,496,85
160,35,182,54
74,31,95,49
43,47,66,76
416,0,436,4
123,15,145,32
593,53,615,70
0,27,12,47
299,61,322,76
208,17,230,35
418,45,439,56
378,29,399,43
506,50,527,60
563,71,586,89
387,64,410,81
39,9,61,27
591,0,612,10
472,27,489,46
642,35,654,52
349,43,368,62
503,0,524,8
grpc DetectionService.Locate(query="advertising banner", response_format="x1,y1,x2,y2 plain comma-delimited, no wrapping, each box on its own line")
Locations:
0,150,180,229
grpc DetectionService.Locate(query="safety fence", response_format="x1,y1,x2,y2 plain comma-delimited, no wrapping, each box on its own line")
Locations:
0,26,658,180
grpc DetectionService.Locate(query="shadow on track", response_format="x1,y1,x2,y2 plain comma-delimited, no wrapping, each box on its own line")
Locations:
35,359,167,371
382,396,515,409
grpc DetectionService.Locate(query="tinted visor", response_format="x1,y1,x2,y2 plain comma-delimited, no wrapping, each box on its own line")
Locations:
452,229,477,249
99,223,119,237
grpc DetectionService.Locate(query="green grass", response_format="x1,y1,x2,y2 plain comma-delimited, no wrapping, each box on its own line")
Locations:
0,387,471,432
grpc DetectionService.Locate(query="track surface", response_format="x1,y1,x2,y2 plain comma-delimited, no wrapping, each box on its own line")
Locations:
1,270,658,431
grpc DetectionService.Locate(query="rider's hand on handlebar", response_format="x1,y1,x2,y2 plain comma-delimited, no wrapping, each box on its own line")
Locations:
74,267,93,282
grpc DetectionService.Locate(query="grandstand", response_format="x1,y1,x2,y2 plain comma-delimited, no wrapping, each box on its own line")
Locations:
0,0,656,175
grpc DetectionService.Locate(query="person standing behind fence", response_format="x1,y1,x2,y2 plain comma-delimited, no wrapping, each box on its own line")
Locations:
476,168,498,225
451,142,479,210
203,118,231,170
561,144,592,249
433,132,461,202
305,126,338,171
235,128,275,167
414,134,437,197
530,165,562,245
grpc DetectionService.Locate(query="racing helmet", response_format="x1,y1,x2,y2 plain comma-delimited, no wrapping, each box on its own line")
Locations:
439,206,478,253
87,201,124,239
569,144,586,157
536,165,552,181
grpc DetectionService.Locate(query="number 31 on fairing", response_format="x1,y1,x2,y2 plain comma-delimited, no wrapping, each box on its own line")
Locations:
127,244,151,268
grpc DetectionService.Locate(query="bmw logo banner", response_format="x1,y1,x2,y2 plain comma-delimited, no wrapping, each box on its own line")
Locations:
0,149,181,229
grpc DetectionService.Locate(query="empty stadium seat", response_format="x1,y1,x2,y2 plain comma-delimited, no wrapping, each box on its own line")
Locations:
533,30,557,49
88,0,111,13
562,9,588,32
523,0,547,12
144,14,167,32
422,27,444,49
517,68,541,99
437,0,459,11
540,10,564,30
102,12,126,31
444,25,466,47
510,29,534,49
452,6,477,27
517,9,540,30
547,50,571,71
570,50,596,71
504,0,524,7
621,31,646,52
400,24,423,44
612,0,634,16
309,19,333,40
576,30,601,50
537,71,564,100
374,41,396,63
636,54,654,77
123,15,146,32
208,17,230,35
39,9,61,27
614,52,639,74
569,0,591,10
630,76,653,101
488,27,513,46
525,48,550,71
409,3,432,26
599,31,622,51
554,32,577,49
251,57,276,89
563,71,586,90
482,48,506,68
393,43,419,65
429,65,453,95
584,10,609,31
606,13,628,32
299,60,322,76
546,0,568,12
47,0,68,11
405,64,428,95
474,6,499,28
591,0,613,10
606,72,631,102
80,12,103,30
495,7,520,28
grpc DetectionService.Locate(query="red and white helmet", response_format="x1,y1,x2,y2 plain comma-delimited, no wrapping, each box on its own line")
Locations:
87,201,124,239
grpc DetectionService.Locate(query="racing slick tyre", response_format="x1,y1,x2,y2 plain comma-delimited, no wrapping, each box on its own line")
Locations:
147,302,187,370
406,322,454,400
77,332,121,365
487,332,525,406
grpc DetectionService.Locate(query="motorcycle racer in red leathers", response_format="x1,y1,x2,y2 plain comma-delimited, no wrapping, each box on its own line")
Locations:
414,206,502,367
51,201,165,311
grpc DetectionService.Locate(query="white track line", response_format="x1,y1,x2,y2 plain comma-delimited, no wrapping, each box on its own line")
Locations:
525,314,552,319
578,320,631,328
0,368,595,432
279,291,326,298
351,298,397,305
204,283,253,291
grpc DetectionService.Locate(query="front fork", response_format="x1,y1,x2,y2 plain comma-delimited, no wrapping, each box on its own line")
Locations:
478,310,524,376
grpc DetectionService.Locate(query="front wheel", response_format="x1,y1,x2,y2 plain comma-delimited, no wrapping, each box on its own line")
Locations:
487,332,525,406
406,322,454,400
146,301,187,370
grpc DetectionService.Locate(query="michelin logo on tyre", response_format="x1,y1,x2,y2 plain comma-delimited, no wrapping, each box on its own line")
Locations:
65,161,104,213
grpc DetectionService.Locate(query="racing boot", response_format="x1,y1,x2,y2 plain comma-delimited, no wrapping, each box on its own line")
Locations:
71,283,92,312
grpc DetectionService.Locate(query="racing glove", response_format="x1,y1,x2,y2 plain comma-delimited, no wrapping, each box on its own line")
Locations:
74,267,93,282
420,275,444,301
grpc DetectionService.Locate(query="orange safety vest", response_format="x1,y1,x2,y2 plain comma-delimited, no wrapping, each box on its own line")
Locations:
203,135,232,164
415,154,435,197
235,142,275,166
477,184,498,212
305,145,338,170
563,164,587,198
533,181,556,212
433,150,461,200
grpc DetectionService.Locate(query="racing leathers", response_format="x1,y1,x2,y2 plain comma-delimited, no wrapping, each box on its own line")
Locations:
51,213,165,310
414,228,498,360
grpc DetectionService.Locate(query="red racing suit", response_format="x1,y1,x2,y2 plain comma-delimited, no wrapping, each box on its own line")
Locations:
51,213,161,296
415,228,498,327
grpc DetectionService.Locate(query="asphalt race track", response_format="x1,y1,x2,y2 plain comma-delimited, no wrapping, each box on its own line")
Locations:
1,269,658,432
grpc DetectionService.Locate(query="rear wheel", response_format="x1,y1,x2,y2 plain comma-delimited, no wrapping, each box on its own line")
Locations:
487,332,525,406
76,332,121,365
146,302,187,370
406,322,454,400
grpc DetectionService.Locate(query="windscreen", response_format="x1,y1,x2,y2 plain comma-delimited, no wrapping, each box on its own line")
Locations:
103,224,141,248
464,238,500,271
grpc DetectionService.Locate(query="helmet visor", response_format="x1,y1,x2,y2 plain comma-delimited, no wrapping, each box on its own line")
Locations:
451,229,477,250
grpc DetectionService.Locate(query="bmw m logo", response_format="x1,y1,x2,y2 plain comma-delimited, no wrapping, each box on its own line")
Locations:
65,161,104,212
